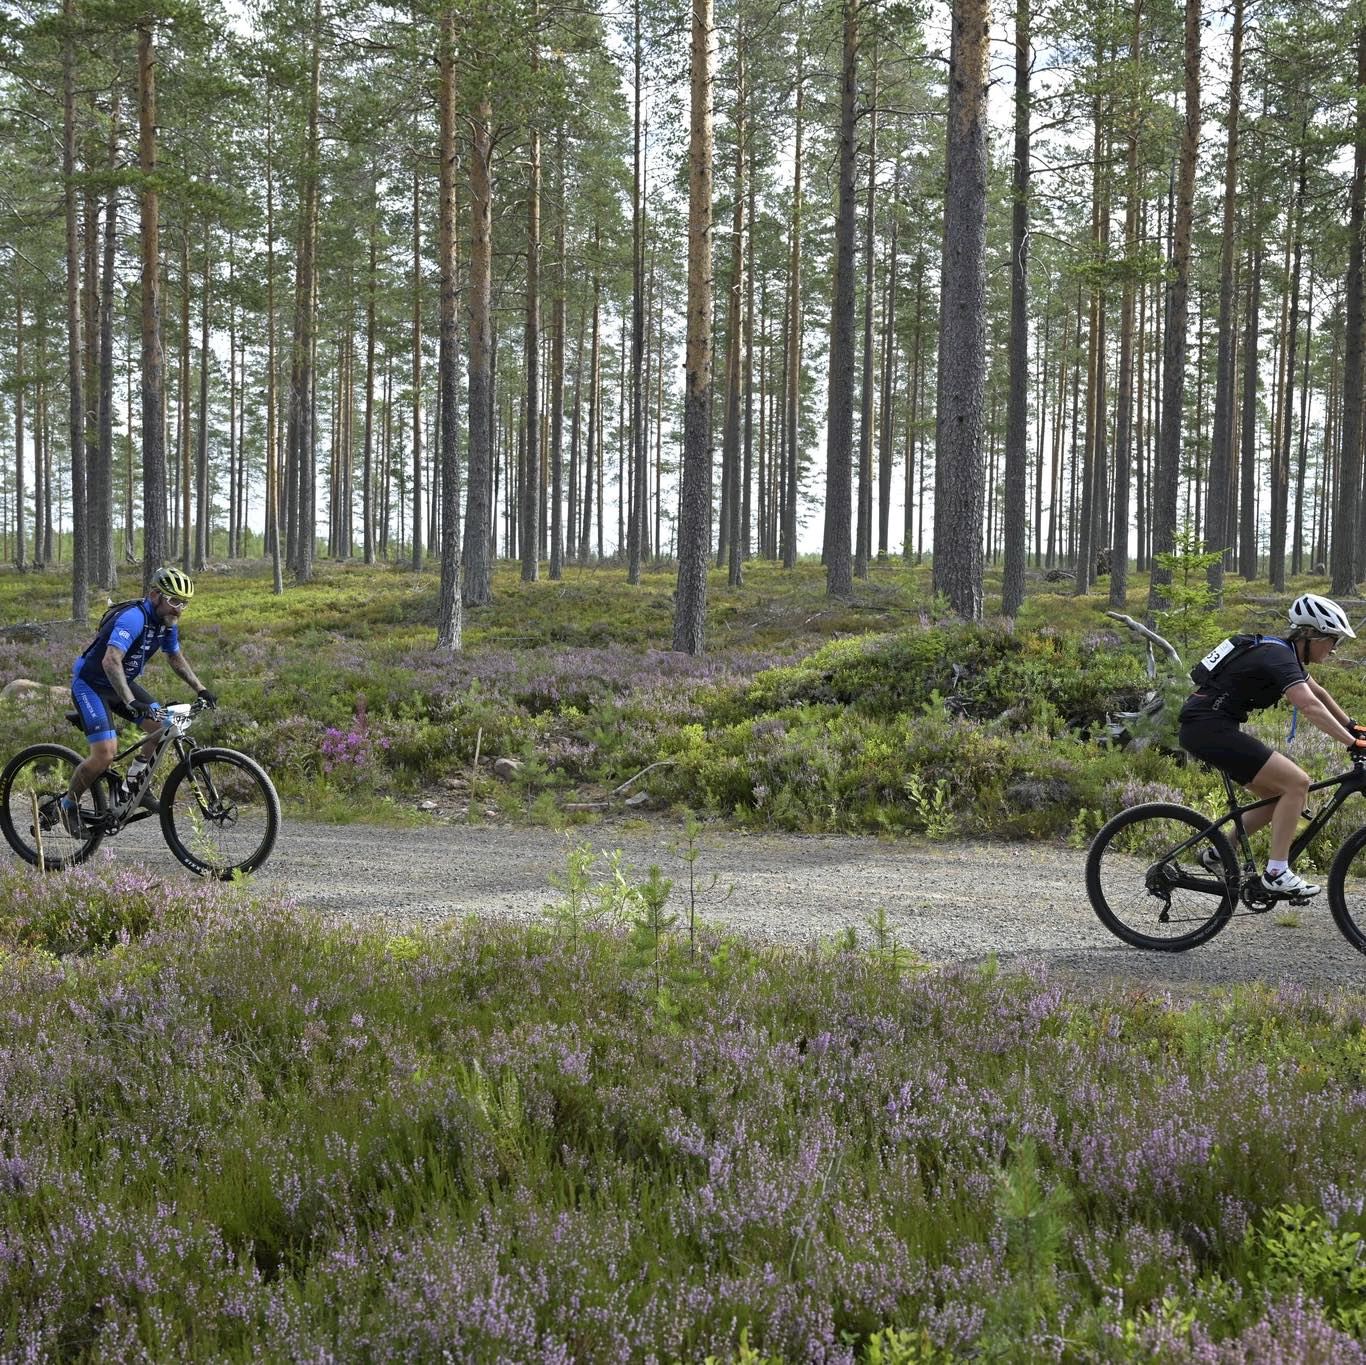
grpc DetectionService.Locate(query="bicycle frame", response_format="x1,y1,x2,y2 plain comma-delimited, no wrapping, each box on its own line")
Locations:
98,704,201,832
1156,757,1366,899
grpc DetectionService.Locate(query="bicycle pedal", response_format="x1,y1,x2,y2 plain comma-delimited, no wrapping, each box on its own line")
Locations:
1288,895,1312,907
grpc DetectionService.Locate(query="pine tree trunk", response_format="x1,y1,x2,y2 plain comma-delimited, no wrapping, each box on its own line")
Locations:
293,0,321,585
580,240,599,563
522,5,541,584
1109,2,1141,609
265,83,282,594
722,45,745,589
95,88,119,588
823,0,858,597
550,123,566,580
1001,0,1030,617
1205,0,1243,597
194,235,211,570
781,35,804,571
855,45,878,581
877,163,898,562
1239,239,1262,580
410,164,424,573
1270,149,1306,592
463,98,493,603
63,0,88,622
627,0,646,584
933,0,990,620
1334,25,1366,595
1292,255,1314,575
363,201,376,564
673,0,714,654
13,277,24,571
436,10,463,651
1149,0,1200,613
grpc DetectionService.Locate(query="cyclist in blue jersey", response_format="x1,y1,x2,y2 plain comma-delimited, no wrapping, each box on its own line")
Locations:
60,565,217,834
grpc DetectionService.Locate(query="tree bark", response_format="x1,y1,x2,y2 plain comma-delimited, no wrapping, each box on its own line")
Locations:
436,10,463,650
673,0,714,654
522,1,541,583
95,88,120,588
1204,0,1243,598
63,0,88,622
781,29,804,571
265,82,282,594
411,163,424,573
1239,238,1262,580
933,0,990,620
463,97,494,603
722,38,745,588
14,275,25,572
1334,25,1366,595
1001,0,1030,616
1269,147,1306,592
1109,2,1141,609
194,234,211,570
580,231,600,563
628,0,646,584
1148,0,1199,613
550,122,566,580
855,44,878,580
823,0,859,597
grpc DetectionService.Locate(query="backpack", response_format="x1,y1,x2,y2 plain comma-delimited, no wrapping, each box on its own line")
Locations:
1189,633,1284,687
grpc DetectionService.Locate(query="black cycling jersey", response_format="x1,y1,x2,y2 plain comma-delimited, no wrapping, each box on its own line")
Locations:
1178,637,1306,726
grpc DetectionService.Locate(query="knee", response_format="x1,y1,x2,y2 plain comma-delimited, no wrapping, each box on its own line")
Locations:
1284,767,1310,796
87,742,116,769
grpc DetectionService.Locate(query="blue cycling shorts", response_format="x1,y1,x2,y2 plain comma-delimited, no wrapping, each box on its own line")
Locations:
70,677,155,744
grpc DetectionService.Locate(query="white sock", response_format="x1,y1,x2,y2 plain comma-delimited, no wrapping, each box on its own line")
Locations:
1265,860,1288,877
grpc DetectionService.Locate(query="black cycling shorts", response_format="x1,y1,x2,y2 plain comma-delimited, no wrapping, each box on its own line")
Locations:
1178,718,1274,786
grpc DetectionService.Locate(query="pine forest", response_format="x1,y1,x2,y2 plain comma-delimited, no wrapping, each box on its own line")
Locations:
3,0,1366,648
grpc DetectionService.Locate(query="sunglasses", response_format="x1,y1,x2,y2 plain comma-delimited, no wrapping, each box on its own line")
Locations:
163,595,188,609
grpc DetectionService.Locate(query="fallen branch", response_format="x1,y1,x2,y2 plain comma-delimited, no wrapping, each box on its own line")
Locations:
1103,612,1182,667
610,759,675,797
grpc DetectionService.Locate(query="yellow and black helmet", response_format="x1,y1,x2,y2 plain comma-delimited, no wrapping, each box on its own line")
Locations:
151,565,195,600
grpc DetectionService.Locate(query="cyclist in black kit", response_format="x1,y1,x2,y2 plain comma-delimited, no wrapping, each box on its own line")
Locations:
1179,593,1366,899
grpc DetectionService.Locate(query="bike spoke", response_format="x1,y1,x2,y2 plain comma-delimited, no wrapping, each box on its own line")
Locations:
1087,804,1234,952
0,748,104,870
1327,829,1366,956
162,751,278,877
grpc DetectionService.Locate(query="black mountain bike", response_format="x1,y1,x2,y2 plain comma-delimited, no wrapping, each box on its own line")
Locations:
0,698,280,879
1086,752,1366,956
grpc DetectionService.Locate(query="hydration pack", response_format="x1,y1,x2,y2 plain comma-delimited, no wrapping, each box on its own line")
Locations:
1189,633,1281,687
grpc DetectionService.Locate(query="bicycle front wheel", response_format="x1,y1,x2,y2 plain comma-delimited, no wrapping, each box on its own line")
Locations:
1326,825,1366,956
1086,802,1236,951
0,743,108,870
159,748,281,878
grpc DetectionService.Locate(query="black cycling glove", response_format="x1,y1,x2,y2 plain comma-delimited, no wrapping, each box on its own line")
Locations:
197,688,218,709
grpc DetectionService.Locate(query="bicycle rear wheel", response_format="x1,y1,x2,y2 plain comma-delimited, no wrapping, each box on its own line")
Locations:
1326,826,1366,956
1086,802,1236,951
0,744,107,870
159,747,280,878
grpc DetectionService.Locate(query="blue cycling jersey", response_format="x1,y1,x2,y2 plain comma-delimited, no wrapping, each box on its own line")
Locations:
72,599,180,690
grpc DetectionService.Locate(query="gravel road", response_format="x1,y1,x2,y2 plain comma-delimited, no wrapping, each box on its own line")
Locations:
111,814,1366,994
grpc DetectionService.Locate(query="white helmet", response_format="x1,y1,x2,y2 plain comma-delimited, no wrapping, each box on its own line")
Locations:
1288,593,1357,639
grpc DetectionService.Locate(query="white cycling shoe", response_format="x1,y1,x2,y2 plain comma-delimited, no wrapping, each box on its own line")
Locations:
1260,868,1320,899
